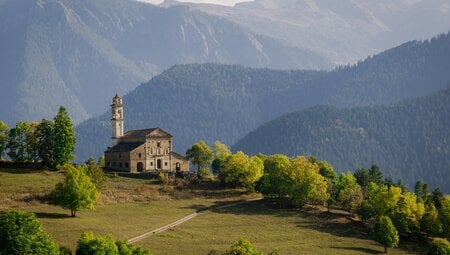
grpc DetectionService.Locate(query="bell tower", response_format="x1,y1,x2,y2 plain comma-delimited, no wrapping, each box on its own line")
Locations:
111,94,124,146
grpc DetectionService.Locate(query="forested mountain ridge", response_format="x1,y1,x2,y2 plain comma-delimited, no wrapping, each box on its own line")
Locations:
75,32,450,162
0,0,328,126
233,88,450,192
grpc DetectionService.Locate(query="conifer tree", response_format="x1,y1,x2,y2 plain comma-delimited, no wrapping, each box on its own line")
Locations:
52,106,76,168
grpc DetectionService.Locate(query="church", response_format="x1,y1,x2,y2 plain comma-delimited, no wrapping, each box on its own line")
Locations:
104,94,190,173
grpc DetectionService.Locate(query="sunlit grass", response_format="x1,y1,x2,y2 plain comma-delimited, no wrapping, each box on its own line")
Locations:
138,201,426,255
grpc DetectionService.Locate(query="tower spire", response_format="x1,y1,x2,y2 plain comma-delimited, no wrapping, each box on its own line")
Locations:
111,94,124,146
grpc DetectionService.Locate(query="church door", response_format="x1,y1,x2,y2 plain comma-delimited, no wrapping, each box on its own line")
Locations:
137,162,144,172
157,159,162,169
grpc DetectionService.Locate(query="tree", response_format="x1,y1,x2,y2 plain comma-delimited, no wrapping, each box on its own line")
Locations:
211,140,232,174
432,188,444,209
224,238,262,255
97,155,105,168
354,168,370,195
0,120,10,160
85,157,108,191
427,238,450,255
391,191,425,235
76,231,119,255
335,172,363,212
54,164,99,217
288,156,329,207
220,151,264,191
415,180,431,203
439,197,450,239
52,106,76,168
7,121,31,161
368,165,384,186
186,140,214,172
76,231,151,255
373,216,399,253
36,119,56,167
367,183,401,217
257,154,292,201
421,204,443,237
0,210,59,255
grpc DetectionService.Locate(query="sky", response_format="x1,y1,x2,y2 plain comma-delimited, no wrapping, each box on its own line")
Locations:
137,0,254,6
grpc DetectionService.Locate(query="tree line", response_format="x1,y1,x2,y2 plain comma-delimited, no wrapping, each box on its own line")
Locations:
0,106,75,169
186,140,450,254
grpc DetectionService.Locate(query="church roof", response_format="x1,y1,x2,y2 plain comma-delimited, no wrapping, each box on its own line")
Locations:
122,128,173,138
170,151,187,160
106,142,143,152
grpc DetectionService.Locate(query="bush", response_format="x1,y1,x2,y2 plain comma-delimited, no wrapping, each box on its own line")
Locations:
76,232,151,255
427,238,450,255
0,210,59,255
198,167,213,180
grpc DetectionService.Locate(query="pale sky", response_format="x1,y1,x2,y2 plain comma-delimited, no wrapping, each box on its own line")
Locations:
137,0,254,7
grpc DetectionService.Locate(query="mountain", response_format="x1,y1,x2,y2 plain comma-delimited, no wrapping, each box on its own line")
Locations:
178,0,450,64
0,0,329,126
75,32,450,162
233,88,450,193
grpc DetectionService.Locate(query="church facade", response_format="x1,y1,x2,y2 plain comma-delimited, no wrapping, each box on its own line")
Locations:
104,94,189,173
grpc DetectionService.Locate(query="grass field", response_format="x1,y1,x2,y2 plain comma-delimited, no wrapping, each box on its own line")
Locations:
0,168,426,254
137,201,426,255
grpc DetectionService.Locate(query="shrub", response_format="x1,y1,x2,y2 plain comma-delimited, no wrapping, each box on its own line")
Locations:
0,210,59,255
427,238,450,255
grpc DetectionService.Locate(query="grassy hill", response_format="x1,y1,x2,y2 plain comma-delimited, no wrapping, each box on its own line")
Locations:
75,32,450,161
233,88,450,193
0,167,425,254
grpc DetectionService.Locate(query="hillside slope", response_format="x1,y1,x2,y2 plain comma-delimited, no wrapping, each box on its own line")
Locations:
0,0,328,125
75,32,450,161
233,89,450,192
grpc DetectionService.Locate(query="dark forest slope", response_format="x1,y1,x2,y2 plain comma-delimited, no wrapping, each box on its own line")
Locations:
233,89,450,192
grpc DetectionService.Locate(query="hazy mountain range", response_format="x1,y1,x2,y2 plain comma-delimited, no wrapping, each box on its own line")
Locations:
2,0,450,126
176,0,450,64
0,0,328,125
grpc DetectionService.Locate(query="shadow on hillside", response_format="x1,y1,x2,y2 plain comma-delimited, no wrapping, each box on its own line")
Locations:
181,204,211,212
35,212,70,219
330,246,382,254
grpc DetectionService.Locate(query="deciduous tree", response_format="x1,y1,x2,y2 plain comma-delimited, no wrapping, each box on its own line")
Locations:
373,216,399,253
54,164,99,217
0,121,9,160
288,156,329,207
211,140,232,174
0,210,59,255
220,151,263,191
186,140,214,172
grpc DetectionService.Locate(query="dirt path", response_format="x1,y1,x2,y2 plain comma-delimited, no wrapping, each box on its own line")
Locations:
127,198,262,244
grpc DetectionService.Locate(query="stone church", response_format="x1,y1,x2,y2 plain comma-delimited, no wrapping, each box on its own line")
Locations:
104,94,189,173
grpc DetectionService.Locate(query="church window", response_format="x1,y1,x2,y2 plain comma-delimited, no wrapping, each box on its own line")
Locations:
157,142,161,147
125,163,129,168
138,153,141,158
119,162,123,167
165,162,168,166
150,162,153,166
